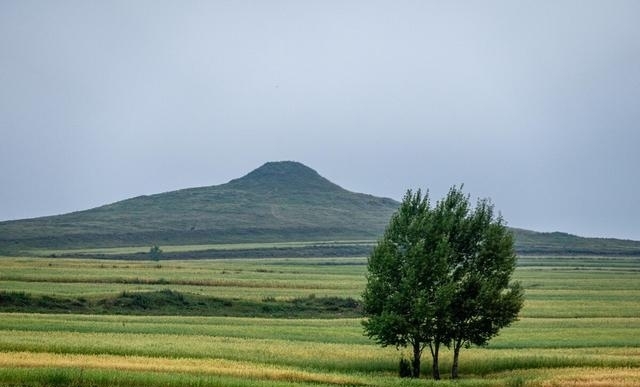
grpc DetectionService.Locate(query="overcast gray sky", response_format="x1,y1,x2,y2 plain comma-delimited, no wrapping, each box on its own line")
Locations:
1,1,639,240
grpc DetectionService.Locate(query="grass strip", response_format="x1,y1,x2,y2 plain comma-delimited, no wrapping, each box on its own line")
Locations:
0,351,369,386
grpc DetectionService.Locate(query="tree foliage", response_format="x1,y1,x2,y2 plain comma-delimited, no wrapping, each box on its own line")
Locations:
362,187,524,380
149,245,163,261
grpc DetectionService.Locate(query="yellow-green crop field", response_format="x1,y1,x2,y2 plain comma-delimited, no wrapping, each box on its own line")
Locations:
0,254,639,386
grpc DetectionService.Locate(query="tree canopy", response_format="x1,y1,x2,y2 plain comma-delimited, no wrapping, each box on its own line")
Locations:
362,187,524,379
149,245,163,261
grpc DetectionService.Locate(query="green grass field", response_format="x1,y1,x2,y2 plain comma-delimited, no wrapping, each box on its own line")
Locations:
1,253,639,386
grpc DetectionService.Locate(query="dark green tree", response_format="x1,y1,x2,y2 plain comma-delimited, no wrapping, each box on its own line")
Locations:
362,190,450,379
362,187,524,380
445,204,524,379
149,245,163,261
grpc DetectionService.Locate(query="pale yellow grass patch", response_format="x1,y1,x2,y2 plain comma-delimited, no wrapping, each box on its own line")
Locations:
540,367,640,387
0,351,365,385
488,367,640,387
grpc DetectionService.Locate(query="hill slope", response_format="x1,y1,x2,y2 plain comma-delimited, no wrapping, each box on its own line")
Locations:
0,161,398,251
1,161,639,256
510,228,640,256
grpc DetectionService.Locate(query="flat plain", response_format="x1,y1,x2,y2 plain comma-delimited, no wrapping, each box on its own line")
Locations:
0,252,639,386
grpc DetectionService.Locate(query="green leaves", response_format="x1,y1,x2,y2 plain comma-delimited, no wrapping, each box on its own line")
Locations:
148,245,163,261
362,186,524,379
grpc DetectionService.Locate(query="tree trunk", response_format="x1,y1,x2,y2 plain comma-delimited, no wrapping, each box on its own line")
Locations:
451,340,462,379
429,342,441,380
412,341,421,378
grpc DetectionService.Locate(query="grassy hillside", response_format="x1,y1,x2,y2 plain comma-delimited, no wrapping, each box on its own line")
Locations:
1,160,639,256
511,228,640,255
0,161,398,252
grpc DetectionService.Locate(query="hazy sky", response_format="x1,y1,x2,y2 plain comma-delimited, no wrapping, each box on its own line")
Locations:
1,1,639,240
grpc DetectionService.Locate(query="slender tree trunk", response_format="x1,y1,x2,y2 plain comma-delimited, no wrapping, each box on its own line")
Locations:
429,341,441,380
412,341,421,378
451,340,462,379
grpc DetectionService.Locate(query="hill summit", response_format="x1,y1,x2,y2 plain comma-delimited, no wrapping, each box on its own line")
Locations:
0,161,399,251
227,161,344,193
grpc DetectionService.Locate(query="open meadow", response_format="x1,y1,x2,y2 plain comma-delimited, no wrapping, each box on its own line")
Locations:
0,252,639,386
